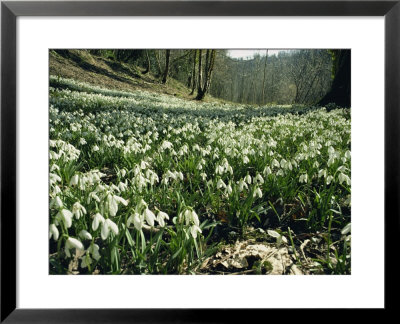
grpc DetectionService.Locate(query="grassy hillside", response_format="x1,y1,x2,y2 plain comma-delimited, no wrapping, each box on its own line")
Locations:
50,49,220,102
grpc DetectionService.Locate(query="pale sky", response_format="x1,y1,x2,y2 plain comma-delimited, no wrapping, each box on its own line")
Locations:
227,49,289,59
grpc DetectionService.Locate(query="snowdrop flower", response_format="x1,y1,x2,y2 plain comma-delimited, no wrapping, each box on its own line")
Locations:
49,224,59,241
79,137,87,145
327,156,335,167
69,174,79,186
176,171,184,181
79,229,92,240
120,169,127,177
200,172,207,181
107,195,119,217
49,173,62,185
326,175,334,185
225,184,233,195
87,192,101,204
56,209,73,228
92,145,100,152
127,212,143,231
253,186,263,199
338,173,351,186
263,166,272,176
89,244,101,261
217,179,226,190
299,174,308,184
101,218,119,240
190,225,202,239
72,202,86,219
156,211,169,227
245,174,252,184
238,178,248,192
92,213,105,231
143,208,156,227
318,169,327,178
271,159,280,168
118,181,128,192
50,196,63,209
52,185,62,195
243,155,250,164
215,165,224,175
50,164,60,172
65,237,84,258
81,244,101,268
255,173,264,184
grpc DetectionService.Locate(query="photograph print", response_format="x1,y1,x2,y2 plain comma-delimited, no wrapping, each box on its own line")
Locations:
49,49,351,275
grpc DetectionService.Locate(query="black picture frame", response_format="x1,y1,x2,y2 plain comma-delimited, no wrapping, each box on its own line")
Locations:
1,0,398,322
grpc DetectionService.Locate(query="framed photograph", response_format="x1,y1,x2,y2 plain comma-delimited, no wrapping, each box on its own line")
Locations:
1,0,398,321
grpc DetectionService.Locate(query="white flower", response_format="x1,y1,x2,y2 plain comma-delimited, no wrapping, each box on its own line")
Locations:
79,229,92,240
89,243,101,261
49,224,59,241
338,173,351,186
92,213,105,231
144,208,156,227
238,179,248,192
72,202,86,219
225,184,232,195
133,213,144,231
107,194,119,217
318,169,327,178
243,155,250,164
101,218,119,240
245,174,252,184
255,173,264,184
92,145,100,152
217,178,226,189
326,175,334,185
69,174,79,186
65,237,84,258
190,210,200,227
263,166,272,176
271,159,280,168
50,196,63,209
56,209,73,228
190,225,202,239
253,186,262,198
299,174,308,184
156,211,169,227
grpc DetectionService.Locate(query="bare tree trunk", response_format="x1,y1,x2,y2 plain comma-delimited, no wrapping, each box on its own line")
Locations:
318,49,351,107
196,49,203,98
162,49,170,84
154,50,162,76
190,50,197,95
261,49,269,105
143,50,151,74
196,50,216,100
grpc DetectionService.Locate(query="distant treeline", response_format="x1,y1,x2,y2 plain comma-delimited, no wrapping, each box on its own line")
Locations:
62,49,350,107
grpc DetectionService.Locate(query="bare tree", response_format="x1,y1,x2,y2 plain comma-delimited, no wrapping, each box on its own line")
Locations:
196,49,217,100
162,50,171,84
